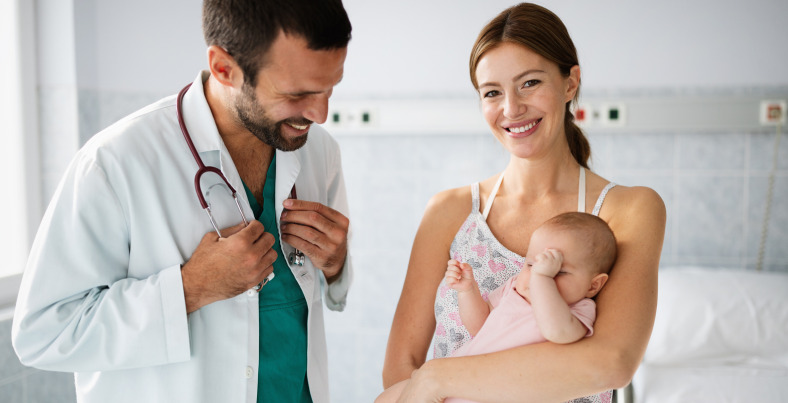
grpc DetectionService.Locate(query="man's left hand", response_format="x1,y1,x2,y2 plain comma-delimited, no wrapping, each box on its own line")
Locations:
280,199,348,282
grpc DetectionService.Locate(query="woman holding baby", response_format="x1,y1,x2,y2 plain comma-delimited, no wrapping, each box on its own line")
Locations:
381,3,666,402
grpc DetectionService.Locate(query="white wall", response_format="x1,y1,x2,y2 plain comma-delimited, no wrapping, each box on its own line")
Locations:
77,0,205,94
0,0,39,279
81,0,788,97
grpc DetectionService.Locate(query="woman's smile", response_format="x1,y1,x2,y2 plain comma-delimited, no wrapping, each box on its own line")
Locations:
504,118,542,137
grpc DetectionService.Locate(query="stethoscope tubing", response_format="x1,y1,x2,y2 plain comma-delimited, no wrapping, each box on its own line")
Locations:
177,83,249,236
177,83,304,266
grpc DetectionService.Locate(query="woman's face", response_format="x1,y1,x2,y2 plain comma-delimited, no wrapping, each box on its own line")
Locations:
475,42,578,160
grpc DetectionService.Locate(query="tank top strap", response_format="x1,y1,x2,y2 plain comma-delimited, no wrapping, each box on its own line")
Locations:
577,166,586,212
592,182,617,216
483,172,506,220
471,182,481,213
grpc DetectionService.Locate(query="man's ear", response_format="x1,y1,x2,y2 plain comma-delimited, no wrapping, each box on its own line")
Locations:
207,45,243,88
585,272,609,298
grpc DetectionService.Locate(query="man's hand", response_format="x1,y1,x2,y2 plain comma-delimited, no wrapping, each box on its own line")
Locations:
444,260,476,293
181,220,277,313
531,248,563,278
280,199,349,282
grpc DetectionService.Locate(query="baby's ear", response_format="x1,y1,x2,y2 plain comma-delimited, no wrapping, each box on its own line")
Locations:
585,273,609,298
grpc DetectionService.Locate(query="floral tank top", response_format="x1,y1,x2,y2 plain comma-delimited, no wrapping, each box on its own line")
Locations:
433,169,616,403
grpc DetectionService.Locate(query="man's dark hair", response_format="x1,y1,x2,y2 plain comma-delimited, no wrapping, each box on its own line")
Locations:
203,0,352,86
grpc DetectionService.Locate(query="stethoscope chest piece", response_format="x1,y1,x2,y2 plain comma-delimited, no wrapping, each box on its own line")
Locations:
289,250,305,266
177,82,308,268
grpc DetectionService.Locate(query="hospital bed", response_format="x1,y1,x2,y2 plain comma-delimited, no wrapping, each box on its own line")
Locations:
621,266,788,402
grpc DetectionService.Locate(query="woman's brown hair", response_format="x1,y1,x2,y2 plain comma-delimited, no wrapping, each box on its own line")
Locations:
470,3,590,168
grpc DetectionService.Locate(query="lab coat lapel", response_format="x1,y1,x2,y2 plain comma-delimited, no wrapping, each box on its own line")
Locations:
275,149,301,256
182,71,252,220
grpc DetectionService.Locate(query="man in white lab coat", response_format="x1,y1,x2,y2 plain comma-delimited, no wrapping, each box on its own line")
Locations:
12,0,353,402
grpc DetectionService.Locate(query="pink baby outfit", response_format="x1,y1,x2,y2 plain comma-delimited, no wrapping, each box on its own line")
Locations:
433,167,616,403
452,276,596,358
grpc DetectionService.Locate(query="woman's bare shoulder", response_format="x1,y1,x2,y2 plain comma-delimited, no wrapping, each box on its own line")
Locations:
407,185,476,267
418,176,501,245
607,185,665,210
601,184,666,229
423,185,474,225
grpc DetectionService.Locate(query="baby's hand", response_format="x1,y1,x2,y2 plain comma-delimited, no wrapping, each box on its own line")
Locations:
531,249,563,278
444,260,476,293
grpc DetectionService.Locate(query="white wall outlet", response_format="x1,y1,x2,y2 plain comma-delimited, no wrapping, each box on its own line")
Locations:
760,100,787,126
350,107,378,127
600,103,626,127
325,108,345,128
324,106,378,130
572,103,593,127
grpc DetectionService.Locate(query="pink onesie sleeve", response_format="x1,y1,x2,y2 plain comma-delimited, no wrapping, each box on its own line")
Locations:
487,276,516,308
570,298,597,337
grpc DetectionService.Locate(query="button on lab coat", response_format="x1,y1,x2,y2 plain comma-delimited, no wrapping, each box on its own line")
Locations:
12,72,352,403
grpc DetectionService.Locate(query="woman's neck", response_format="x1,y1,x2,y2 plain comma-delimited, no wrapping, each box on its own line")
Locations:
501,151,581,199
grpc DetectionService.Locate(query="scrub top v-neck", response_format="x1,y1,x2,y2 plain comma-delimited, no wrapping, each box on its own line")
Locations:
242,154,312,403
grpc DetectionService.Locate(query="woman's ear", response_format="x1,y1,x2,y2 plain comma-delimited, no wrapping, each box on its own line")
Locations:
585,272,609,298
565,65,581,102
207,45,243,88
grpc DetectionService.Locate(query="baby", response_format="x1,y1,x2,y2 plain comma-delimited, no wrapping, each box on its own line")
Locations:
376,212,617,403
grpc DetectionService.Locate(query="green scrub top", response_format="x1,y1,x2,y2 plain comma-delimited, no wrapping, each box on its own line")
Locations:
243,154,312,403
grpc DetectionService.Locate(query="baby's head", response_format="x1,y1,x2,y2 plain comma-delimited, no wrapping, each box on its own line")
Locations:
517,212,617,304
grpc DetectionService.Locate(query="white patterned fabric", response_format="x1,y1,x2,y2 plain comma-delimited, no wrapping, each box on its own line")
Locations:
433,183,525,359
432,172,616,403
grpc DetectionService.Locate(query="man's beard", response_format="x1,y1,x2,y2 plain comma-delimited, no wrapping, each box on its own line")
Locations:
235,82,310,152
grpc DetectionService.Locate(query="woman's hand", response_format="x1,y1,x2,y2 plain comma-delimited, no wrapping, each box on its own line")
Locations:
395,363,446,403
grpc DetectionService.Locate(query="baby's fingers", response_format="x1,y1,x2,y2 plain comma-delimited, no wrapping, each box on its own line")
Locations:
445,267,462,282
446,264,462,277
459,262,474,277
544,248,563,263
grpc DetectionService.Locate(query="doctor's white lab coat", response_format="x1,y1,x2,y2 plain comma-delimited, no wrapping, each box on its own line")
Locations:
12,72,352,403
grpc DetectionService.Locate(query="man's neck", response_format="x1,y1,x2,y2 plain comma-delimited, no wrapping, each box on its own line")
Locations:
204,75,274,201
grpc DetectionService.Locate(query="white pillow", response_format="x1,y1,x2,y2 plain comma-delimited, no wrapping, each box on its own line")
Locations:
644,267,788,367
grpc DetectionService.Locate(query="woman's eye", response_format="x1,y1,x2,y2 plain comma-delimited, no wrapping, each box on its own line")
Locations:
483,90,500,98
522,79,540,88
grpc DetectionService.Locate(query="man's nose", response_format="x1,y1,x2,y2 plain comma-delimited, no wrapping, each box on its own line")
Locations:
303,94,330,124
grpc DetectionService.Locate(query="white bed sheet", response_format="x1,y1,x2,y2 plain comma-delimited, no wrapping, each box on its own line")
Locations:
633,267,788,403
633,364,788,403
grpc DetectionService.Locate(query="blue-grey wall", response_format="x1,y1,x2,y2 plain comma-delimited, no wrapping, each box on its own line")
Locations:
0,315,75,402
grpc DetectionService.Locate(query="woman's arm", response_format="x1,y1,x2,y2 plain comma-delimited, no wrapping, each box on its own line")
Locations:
382,189,470,388
398,186,666,402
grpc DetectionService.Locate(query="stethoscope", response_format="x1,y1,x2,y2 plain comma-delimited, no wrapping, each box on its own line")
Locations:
176,83,306,267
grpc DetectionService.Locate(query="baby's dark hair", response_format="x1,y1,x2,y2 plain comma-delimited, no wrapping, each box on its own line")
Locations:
541,212,617,274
